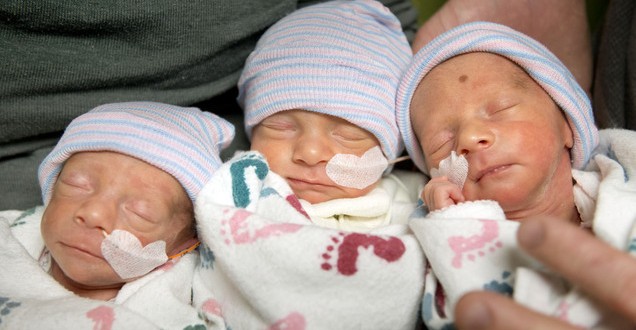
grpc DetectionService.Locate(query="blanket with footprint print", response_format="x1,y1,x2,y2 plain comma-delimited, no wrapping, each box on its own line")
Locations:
193,151,425,330
410,129,636,330
0,206,203,329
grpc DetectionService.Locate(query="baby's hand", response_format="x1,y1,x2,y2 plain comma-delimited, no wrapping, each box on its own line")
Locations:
422,176,465,211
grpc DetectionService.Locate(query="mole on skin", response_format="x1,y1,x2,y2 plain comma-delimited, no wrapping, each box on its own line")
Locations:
459,74,468,82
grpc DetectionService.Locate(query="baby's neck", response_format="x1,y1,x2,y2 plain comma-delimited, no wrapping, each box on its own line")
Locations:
504,189,579,224
504,154,579,223
50,261,122,301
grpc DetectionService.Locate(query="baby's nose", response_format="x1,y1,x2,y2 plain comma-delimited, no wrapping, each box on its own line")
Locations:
456,122,494,155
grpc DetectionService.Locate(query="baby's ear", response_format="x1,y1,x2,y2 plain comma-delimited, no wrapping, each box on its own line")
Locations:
562,117,574,149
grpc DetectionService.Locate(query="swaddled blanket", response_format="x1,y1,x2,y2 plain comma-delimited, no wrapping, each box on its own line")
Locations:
0,207,207,329
193,151,425,330
409,201,540,329
410,128,636,329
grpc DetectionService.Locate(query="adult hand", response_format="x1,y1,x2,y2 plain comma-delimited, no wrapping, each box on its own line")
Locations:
454,216,636,329
412,0,592,95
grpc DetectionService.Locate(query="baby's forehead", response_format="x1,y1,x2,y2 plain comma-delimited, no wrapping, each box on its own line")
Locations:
413,52,539,101
431,52,532,82
265,109,374,132
62,151,190,202
267,109,353,122
64,151,156,170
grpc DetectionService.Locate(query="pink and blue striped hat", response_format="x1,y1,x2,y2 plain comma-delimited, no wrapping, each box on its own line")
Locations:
396,21,599,173
38,101,235,204
237,0,411,161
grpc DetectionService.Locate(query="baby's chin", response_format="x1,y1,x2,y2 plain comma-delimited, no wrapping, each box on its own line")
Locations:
295,185,375,204
295,190,337,204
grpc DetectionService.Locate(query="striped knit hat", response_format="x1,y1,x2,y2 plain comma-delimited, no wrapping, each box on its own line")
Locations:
396,21,599,173
237,0,411,161
38,101,235,204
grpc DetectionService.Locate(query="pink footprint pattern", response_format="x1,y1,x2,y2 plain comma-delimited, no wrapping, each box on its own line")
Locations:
201,298,223,317
221,208,302,245
86,305,114,330
157,259,176,271
556,300,571,322
285,194,309,219
448,220,502,268
555,300,586,328
268,312,306,330
321,232,406,275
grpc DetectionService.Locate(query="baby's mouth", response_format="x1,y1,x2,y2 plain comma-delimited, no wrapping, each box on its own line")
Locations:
474,164,511,182
287,177,331,188
62,241,103,260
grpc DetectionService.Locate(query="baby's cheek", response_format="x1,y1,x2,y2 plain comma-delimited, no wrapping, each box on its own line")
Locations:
459,183,480,202
421,150,440,170
40,203,65,238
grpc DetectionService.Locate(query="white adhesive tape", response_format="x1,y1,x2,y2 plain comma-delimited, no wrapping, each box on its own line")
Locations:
101,229,168,279
325,146,388,190
429,151,469,189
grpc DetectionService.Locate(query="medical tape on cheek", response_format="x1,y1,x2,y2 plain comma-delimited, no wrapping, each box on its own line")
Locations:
101,229,168,280
429,151,469,189
325,146,389,190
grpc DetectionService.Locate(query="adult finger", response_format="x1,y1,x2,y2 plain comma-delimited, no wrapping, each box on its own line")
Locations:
517,217,636,321
454,291,580,330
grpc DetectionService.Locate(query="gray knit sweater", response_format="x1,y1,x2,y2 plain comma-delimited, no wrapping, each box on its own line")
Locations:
0,0,297,146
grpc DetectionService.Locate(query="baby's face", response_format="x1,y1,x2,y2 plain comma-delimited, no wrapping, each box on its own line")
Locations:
251,110,380,203
41,151,193,288
410,52,575,216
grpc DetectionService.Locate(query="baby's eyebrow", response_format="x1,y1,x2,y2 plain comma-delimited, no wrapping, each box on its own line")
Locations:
510,67,531,90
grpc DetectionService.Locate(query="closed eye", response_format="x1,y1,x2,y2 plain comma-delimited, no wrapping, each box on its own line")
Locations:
486,97,521,116
260,121,295,131
55,175,92,197
490,105,518,116
331,123,378,149
426,131,455,161
124,203,161,232
259,112,297,130
255,116,298,139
